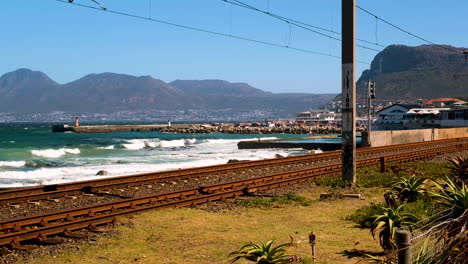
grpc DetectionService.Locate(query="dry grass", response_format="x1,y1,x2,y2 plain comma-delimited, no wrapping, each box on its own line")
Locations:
19,187,383,264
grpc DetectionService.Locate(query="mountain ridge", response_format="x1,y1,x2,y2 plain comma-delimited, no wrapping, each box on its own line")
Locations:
357,44,468,100
0,69,335,115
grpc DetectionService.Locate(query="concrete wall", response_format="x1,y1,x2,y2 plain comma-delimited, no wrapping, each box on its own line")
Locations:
369,127,468,147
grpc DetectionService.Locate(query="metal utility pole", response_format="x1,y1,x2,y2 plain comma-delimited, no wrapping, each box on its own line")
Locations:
341,0,356,183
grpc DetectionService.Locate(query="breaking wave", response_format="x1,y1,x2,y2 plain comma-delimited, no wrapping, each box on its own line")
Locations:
0,161,26,168
122,138,197,150
30,148,81,158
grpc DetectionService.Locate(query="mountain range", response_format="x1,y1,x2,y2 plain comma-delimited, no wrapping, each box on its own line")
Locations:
2,44,466,117
0,69,335,115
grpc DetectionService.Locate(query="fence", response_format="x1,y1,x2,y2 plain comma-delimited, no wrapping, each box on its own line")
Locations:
396,209,467,264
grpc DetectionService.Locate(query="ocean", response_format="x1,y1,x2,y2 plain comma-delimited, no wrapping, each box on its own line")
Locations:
0,123,312,188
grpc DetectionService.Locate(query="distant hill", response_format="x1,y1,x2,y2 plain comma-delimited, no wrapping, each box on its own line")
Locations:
357,44,468,100
0,69,336,116
0,68,59,111
46,73,196,112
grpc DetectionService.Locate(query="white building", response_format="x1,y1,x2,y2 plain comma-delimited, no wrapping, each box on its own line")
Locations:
440,109,468,127
377,103,467,130
376,104,420,126
295,110,341,125
402,108,449,128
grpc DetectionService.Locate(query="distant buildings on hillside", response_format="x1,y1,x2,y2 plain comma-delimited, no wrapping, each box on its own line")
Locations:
297,97,468,130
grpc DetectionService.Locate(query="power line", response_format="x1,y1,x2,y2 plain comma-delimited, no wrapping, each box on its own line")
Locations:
356,5,462,54
53,0,372,64
222,0,383,52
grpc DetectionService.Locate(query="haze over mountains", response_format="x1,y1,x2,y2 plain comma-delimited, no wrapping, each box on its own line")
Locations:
0,69,335,116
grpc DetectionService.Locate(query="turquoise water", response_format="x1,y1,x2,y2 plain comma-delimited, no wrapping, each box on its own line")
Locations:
0,123,311,188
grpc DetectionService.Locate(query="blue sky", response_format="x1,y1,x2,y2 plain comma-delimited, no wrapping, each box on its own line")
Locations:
1,0,466,94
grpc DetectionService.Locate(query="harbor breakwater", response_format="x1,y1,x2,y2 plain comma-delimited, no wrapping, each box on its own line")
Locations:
52,124,352,134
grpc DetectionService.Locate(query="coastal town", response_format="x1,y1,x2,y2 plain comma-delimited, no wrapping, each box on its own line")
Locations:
296,97,468,129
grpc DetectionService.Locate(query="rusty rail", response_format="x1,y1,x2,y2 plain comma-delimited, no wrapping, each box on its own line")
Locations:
0,143,466,247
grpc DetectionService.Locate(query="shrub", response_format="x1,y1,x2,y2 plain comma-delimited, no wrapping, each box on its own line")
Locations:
346,202,386,228
430,177,468,218
390,176,428,203
370,204,418,251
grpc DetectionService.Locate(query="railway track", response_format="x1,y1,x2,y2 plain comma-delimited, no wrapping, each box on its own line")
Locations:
0,138,466,206
0,142,467,247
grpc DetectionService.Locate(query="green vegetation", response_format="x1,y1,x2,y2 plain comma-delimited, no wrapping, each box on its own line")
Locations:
370,204,418,251
349,158,468,261
234,193,312,207
389,176,427,203
346,202,385,228
13,160,466,264
356,162,451,188
356,167,401,188
228,239,295,264
397,196,439,220
22,187,381,264
446,155,468,186
430,177,468,218
314,177,349,188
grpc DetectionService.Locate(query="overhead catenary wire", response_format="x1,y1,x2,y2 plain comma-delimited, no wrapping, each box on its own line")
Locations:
356,5,463,54
225,0,385,48
222,0,383,52
53,0,372,64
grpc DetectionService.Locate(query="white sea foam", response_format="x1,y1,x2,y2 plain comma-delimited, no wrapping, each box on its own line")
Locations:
158,139,191,148
122,138,197,150
0,161,223,188
121,139,147,150
0,135,310,188
97,145,115,150
0,161,26,168
30,148,80,158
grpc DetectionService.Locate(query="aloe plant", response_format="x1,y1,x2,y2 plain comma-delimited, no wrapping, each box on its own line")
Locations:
370,204,418,251
384,190,398,208
391,176,427,203
430,177,468,218
446,156,468,186
228,239,294,264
